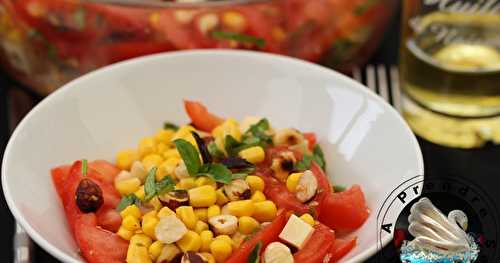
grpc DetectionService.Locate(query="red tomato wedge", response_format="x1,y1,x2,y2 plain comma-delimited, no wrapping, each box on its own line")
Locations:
328,237,357,262
310,161,332,217
303,132,317,150
51,165,71,199
318,185,369,231
88,160,121,185
225,210,288,263
184,100,224,132
294,223,335,263
261,174,309,214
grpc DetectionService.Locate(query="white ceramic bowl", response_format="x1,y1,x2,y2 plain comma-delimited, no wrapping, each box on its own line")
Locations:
2,50,423,263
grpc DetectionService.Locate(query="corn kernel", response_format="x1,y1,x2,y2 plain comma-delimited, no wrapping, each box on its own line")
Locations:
200,230,214,252
172,125,197,146
149,240,164,260
227,200,255,217
142,154,163,171
253,201,277,222
143,210,157,221
201,252,216,263
142,214,159,239
158,158,180,180
120,204,141,219
195,176,217,188
131,234,153,248
156,143,168,155
176,230,202,252
216,189,229,206
128,234,153,263
115,177,141,195
157,244,181,263
176,206,198,229
177,177,197,190
197,13,219,34
138,137,156,158
194,220,209,234
163,149,181,160
148,196,162,211
286,172,303,192
238,216,259,235
157,207,175,218
210,239,232,263
300,213,316,226
238,146,265,164
123,215,141,231
134,186,145,201
116,149,138,170
194,208,208,222
222,11,247,32
207,205,221,219
231,232,247,250
189,185,217,207
215,235,233,246
155,129,175,144
117,226,134,240
212,118,241,141
250,191,266,203
245,175,265,193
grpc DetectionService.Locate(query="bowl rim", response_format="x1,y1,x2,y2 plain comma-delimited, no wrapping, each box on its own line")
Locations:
2,49,424,263
86,0,269,8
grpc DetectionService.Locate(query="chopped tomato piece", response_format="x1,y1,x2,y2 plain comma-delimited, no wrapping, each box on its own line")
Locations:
51,165,71,199
294,223,335,263
318,185,369,231
261,174,309,214
303,132,317,150
328,237,357,262
184,100,224,132
88,160,121,185
310,161,332,217
225,210,288,263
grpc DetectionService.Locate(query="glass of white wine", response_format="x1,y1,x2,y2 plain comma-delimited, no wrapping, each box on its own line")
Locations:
400,0,500,148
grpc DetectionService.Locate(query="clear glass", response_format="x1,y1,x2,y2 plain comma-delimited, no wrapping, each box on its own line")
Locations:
0,0,397,95
400,0,500,148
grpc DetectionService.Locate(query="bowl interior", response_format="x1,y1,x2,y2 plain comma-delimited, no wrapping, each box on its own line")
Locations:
2,50,423,263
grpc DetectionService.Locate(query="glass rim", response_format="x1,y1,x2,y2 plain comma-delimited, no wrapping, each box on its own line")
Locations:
87,0,269,8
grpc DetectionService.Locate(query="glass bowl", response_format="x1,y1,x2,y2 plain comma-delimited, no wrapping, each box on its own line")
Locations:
0,0,397,94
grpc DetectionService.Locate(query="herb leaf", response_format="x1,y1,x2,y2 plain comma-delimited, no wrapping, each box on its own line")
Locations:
81,159,88,176
231,173,249,180
247,241,263,263
116,194,141,211
295,154,313,171
156,176,175,195
174,139,202,175
221,157,254,169
199,163,232,184
163,122,179,131
312,145,326,171
208,142,225,160
144,167,158,201
295,145,327,171
224,135,241,157
192,132,212,164
211,31,266,48
333,185,346,192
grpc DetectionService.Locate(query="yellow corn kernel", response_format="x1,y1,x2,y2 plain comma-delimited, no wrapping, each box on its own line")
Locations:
238,216,259,235
142,214,159,239
245,175,265,193
207,205,221,219
286,172,303,192
148,240,164,261
176,206,198,229
215,235,233,246
176,230,202,252
126,243,152,263
172,125,197,146
215,189,229,206
222,11,247,32
210,239,233,263
189,185,217,207
227,200,255,217
238,146,265,164
138,137,156,158
157,244,182,263
194,220,209,234
120,204,141,219
201,252,216,263
200,230,214,252
157,158,180,180
123,215,141,231
157,206,175,218
300,213,316,226
148,196,162,211
195,176,217,188
156,143,168,155
117,226,134,240
142,154,163,171
194,208,208,222
163,149,181,160
231,232,247,250
177,178,197,190
143,210,157,221
250,191,266,203
155,129,175,144
130,234,153,248
115,177,141,195
116,149,139,170
252,201,277,222
134,186,145,201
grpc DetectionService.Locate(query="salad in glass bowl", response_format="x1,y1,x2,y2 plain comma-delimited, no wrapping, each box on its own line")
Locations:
0,0,397,94
52,100,369,263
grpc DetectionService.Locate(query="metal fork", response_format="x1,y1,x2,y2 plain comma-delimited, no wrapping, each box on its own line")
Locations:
352,65,402,113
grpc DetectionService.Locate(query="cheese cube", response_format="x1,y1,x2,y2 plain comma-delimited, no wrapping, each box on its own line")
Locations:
278,214,314,249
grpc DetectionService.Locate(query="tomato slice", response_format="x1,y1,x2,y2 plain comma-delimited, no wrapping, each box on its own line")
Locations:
294,223,335,263
328,237,357,262
88,160,121,185
309,161,332,217
303,132,317,150
261,174,309,214
318,185,369,231
51,165,71,199
184,100,224,132
225,210,288,263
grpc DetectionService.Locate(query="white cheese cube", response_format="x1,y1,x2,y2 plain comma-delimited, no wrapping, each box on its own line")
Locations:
278,214,314,249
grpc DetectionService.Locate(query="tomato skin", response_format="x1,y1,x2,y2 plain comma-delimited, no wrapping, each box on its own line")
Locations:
51,165,71,199
303,132,317,150
318,185,369,231
225,210,288,263
184,100,224,132
260,173,309,214
328,237,357,262
294,223,335,263
309,161,332,217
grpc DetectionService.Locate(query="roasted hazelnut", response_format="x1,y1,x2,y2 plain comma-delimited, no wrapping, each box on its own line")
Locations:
181,252,208,263
159,190,189,210
75,178,103,213
223,179,251,201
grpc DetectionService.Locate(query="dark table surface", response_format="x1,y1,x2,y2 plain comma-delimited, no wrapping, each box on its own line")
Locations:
1,7,500,263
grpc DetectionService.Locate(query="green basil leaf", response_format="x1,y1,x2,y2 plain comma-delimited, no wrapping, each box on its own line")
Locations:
81,159,88,177
231,173,249,180
333,185,346,192
295,154,313,171
174,139,202,175
211,31,266,48
312,144,326,171
245,119,273,146
208,142,225,160
199,163,232,184
247,241,263,263
144,167,158,201
116,194,140,211
163,122,179,131
224,135,241,157
156,176,175,195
